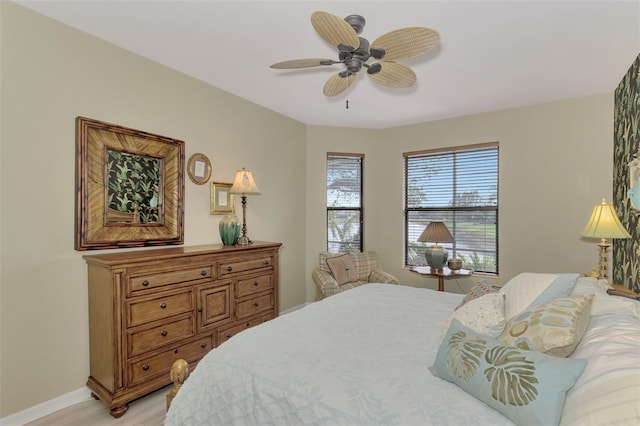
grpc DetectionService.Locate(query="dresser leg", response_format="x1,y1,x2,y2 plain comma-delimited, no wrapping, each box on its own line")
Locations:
90,392,99,400
110,404,129,418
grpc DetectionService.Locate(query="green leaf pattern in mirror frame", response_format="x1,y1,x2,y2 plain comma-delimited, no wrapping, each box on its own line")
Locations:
107,150,160,223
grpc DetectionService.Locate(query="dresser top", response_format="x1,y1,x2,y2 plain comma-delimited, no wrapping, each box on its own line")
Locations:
83,241,282,265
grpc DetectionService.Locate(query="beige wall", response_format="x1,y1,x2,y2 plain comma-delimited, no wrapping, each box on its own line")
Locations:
306,94,614,296
1,0,616,418
1,2,306,416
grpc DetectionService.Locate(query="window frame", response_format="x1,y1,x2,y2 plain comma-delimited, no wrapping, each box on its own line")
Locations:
326,152,364,253
403,142,499,274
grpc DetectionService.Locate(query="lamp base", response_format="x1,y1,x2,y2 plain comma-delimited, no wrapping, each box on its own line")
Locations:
597,239,610,279
236,235,252,247
425,245,449,271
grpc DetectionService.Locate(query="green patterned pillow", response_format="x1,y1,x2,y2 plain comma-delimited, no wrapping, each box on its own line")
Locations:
430,319,587,426
499,294,593,357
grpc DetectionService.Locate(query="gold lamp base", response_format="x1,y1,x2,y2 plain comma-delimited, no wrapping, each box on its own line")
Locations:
596,238,610,280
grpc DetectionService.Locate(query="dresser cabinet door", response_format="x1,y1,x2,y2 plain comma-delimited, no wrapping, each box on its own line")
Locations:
196,281,232,331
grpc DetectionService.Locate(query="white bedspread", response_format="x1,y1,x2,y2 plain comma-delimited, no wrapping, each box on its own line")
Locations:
165,284,513,425
165,282,640,425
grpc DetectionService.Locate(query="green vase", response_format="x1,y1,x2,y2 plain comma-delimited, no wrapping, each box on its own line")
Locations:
219,215,240,246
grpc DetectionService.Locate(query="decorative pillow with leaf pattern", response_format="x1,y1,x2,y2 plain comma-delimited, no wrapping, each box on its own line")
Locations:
499,294,593,357
430,319,587,426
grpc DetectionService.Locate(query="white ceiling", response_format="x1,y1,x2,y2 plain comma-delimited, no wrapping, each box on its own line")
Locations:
15,0,640,129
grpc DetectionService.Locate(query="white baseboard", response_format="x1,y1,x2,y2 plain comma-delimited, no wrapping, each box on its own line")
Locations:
0,387,91,426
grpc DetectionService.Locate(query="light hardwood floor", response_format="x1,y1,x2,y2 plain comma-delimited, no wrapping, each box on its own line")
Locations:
24,386,169,426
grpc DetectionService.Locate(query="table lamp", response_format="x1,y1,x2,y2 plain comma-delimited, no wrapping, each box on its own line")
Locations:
418,221,455,271
230,168,261,246
581,198,630,279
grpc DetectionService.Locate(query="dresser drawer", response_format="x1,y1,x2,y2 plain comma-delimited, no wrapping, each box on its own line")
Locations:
236,293,274,320
127,290,194,327
128,316,194,357
218,312,275,345
218,256,272,278
236,274,273,298
128,336,212,386
128,266,213,294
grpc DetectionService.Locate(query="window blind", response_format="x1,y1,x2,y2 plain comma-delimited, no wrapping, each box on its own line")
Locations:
404,143,499,273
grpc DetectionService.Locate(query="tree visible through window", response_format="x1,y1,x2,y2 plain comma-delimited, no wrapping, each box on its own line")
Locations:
404,143,499,274
327,153,363,253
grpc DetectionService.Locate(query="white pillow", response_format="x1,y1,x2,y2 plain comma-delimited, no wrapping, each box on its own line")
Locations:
499,273,559,320
441,292,505,341
571,276,640,319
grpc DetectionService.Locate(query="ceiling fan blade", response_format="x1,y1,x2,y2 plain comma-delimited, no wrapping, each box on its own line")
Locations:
368,62,416,88
371,27,440,61
323,72,356,97
270,58,335,69
311,11,359,51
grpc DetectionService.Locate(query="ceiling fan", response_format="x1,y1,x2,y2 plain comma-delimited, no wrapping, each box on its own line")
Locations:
270,11,440,97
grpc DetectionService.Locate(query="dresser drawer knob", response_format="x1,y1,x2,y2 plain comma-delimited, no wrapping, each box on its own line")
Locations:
253,302,259,307
160,303,167,309
200,342,207,348
197,307,203,312
142,280,149,287
161,330,168,337
253,281,259,286
174,349,179,354
264,260,270,265
201,270,207,276
226,266,233,272
142,364,149,371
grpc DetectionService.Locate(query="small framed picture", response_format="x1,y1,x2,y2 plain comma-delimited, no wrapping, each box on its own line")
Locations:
210,182,235,215
187,153,212,185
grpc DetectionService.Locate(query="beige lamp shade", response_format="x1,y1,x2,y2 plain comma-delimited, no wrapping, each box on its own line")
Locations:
581,199,631,239
418,221,455,243
230,168,261,195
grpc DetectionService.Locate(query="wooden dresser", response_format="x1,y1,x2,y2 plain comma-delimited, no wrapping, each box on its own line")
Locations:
83,242,281,417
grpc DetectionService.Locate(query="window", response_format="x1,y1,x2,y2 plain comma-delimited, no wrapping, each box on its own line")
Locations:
404,143,499,274
326,153,363,253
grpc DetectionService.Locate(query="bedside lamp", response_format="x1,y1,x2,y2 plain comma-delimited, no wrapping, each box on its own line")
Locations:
418,221,455,271
230,168,261,246
581,198,631,279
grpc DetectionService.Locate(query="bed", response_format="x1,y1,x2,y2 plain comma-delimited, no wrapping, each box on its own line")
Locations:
164,274,640,425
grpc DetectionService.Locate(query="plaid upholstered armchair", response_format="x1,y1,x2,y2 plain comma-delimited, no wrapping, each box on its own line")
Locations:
312,251,399,300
